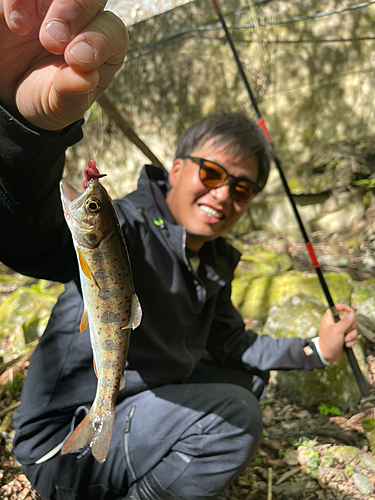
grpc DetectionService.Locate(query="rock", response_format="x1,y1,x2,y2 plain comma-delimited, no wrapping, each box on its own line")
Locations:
353,472,373,495
231,246,293,310
310,202,365,234
331,446,359,463
272,480,306,500
351,278,375,308
362,418,375,453
241,270,352,323
239,245,293,274
355,296,375,344
359,453,375,471
263,295,325,339
263,296,366,411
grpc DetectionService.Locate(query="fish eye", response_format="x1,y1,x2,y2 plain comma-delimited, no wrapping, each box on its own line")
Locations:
86,198,101,213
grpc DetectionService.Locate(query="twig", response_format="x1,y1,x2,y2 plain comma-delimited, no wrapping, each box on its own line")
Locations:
267,467,272,500
0,347,35,387
0,401,20,418
276,466,302,485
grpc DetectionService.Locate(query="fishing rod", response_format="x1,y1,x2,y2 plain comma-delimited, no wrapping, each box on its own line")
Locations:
211,0,370,397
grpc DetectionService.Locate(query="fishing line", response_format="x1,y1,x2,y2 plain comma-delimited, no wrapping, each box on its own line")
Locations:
211,0,370,397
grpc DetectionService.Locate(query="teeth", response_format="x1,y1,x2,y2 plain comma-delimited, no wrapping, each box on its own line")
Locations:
199,205,223,219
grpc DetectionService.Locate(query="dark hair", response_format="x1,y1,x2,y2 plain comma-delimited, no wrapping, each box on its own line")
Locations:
174,112,272,190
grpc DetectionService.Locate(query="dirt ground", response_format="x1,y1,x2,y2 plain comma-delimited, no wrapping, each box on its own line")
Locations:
0,354,374,500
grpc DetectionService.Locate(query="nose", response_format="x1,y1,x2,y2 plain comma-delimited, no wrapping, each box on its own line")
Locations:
210,181,232,202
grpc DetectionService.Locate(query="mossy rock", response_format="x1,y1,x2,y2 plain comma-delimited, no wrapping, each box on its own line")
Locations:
362,418,375,453
239,245,293,274
264,295,366,411
241,271,352,323
0,285,63,356
263,295,326,339
355,296,375,344
352,279,375,308
310,202,365,234
275,344,366,411
231,272,260,310
232,246,293,309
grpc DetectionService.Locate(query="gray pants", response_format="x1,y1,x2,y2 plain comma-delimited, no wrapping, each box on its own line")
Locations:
23,363,266,500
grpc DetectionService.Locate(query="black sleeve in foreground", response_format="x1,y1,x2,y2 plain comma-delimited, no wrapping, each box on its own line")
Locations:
0,104,83,282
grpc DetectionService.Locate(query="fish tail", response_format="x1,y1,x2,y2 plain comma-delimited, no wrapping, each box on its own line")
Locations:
61,408,115,463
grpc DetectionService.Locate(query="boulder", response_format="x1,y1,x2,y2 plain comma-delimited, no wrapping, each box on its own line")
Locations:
263,295,366,411
310,202,365,234
241,270,352,323
355,296,375,345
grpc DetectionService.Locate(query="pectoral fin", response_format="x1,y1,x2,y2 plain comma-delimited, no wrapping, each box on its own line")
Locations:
80,310,89,332
119,375,125,391
120,293,142,330
130,293,142,330
77,248,100,289
93,358,98,378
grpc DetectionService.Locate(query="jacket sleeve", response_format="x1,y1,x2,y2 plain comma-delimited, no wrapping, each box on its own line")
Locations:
0,104,83,282
206,277,325,372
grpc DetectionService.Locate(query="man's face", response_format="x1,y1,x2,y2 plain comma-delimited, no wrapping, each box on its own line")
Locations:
166,138,259,251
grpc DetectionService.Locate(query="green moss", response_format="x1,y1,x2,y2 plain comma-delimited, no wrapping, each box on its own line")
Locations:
241,271,352,323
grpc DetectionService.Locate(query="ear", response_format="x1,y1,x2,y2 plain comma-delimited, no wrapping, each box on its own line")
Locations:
169,158,185,188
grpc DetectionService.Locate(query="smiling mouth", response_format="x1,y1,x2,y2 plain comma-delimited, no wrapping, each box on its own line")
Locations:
199,204,224,220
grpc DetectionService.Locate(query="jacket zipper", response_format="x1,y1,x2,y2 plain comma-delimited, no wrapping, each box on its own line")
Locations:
181,230,204,379
124,405,137,481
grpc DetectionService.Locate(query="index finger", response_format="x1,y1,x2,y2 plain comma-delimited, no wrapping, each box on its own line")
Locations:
334,303,354,314
40,0,107,54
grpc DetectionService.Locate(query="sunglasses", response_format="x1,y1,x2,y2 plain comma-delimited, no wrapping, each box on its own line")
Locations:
181,156,259,204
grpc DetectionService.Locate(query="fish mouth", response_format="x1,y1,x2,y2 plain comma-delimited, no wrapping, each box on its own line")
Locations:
60,179,81,204
60,180,94,232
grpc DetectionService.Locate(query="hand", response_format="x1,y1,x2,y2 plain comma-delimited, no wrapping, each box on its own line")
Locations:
318,304,358,363
0,0,128,130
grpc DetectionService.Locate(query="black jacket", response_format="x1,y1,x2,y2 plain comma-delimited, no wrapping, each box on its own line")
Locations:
0,104,324,465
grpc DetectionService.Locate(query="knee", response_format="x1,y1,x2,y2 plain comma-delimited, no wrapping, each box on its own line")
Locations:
216,385,263,467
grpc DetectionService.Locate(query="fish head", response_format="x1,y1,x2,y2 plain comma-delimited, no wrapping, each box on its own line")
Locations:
60,179,115,249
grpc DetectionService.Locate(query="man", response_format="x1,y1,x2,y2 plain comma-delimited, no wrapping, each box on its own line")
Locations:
0,2,357,500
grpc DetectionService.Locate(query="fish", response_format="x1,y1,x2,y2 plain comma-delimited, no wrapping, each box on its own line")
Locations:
59,161,142,463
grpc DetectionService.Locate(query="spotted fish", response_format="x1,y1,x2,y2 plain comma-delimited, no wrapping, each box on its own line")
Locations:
59,162,142,463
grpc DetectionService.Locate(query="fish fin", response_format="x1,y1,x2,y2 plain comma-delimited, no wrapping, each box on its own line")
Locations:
61,408,115,463
119,375,125,391
130,293,142,330
93,358,98,378
80,310,89,332
77,248,101,289
91,412,115,463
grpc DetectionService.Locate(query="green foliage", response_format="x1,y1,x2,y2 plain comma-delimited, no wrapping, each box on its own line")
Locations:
30,279,47,293
318,403,343,416
4,371,25,393
352,178,375,188
346,465,355,476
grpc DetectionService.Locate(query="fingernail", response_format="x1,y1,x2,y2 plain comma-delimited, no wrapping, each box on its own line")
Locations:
70,42,96,64
10,7,32,27
44,20,72,43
